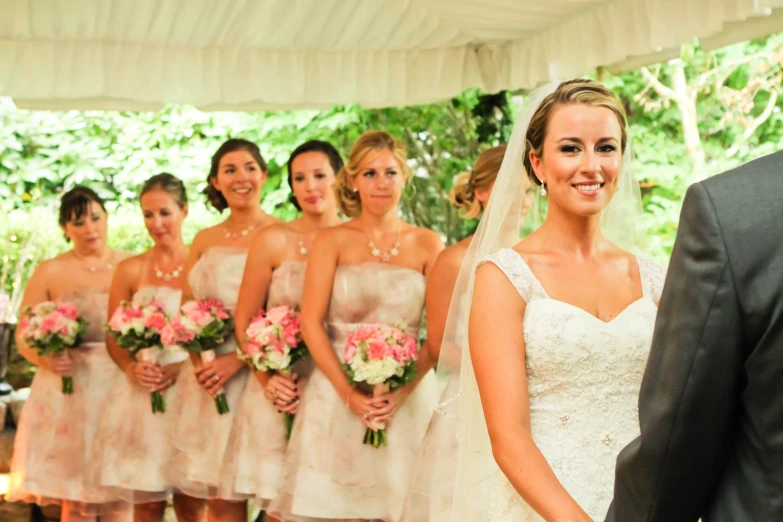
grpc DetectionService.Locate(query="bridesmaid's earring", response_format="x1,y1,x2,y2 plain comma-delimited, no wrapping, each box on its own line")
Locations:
540,183,547,196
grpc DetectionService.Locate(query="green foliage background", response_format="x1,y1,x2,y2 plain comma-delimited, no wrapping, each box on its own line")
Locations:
2,34,783,313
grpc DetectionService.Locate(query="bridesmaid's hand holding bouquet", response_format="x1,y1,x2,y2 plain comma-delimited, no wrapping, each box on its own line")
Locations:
239,305,308,438
20,300,86,395
163,297,234,414
106,298,170,413
342,323,419,448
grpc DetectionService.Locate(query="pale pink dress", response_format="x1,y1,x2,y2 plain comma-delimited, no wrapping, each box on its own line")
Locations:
222,261,311,503
168,247,250,499
7,289,129,516
268,263,438,522
88,286,188,503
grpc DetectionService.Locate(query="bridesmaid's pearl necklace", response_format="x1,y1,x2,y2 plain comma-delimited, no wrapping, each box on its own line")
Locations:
154,263,184,282
366,226,401,263
73,250,114,273
224,221,259,239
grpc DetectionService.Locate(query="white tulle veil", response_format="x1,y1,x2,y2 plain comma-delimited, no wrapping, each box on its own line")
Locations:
433,80,644,521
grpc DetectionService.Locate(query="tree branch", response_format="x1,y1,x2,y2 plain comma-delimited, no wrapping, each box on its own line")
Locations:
639,65,692,108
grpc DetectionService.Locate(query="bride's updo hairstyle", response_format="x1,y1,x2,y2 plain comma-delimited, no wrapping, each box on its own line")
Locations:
334,131,409,217
449,145,507,219
523,79,628,186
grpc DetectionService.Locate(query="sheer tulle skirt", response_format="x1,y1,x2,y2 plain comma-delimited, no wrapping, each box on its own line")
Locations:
6,343,130,515
168,337,249,500
400,376,460,522
87,366,182,503
220,374,288,504
267,366,437,522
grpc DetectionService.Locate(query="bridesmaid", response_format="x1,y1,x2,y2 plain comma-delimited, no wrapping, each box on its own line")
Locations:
268,131,444,522
7,187,132,522
401,145,535,521
226,140,343,511
89,174,192,522
169,139,281,522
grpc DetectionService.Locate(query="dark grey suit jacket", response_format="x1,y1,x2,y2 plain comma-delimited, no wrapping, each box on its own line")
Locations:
606,150,783,522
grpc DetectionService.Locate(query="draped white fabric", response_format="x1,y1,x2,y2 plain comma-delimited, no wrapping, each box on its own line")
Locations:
1,0,782,111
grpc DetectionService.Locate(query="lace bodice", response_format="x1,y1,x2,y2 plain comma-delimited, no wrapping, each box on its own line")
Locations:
326,263,426,350
188,247,248,312
268,261,306,309
478,248,666,521
62,289,109,343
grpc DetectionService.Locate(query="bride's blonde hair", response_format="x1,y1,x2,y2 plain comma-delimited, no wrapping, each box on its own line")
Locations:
449,145,507,219
334,131,409,217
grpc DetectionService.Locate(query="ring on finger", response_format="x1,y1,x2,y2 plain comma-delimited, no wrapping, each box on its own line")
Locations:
213,375,220,383
363,412,369,420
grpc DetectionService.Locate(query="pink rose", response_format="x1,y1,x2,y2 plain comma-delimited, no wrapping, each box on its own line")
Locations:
181,300,199,315
160,324,178,346
245,319,268,340
108,307,126,331
244,340,261,355
56,302,79,320
124,305,144,319
187,309,213,328
40,312,66,335
343,340,357,363
403,335,418,358
368,339,388,360
144,312,167,332
265,306,289,325
161,320,195,346
283,323,299,346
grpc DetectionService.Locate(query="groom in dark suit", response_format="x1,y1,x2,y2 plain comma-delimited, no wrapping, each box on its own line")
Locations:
605,150,783,522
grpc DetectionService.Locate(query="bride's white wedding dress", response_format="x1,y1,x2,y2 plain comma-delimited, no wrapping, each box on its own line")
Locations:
479,248,666,521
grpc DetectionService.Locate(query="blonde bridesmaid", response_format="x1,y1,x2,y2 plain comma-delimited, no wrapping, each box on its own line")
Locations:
269,131,443,522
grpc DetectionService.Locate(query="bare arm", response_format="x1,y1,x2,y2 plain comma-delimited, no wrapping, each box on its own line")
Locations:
300,230,349,397
470,262,590,522
423,245,462,362
372,229,444,424
181,231,205,367
233,228,279,389
105,257,139,374
14,261,52,366
408,230,444,381
300,229,378,427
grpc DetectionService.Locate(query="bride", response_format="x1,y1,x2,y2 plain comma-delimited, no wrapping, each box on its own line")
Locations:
447,79,667,521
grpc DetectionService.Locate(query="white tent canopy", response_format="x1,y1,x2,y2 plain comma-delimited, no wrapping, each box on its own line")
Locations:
2,0,783,111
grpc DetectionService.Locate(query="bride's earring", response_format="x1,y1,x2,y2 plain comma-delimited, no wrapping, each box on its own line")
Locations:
540,182,547,196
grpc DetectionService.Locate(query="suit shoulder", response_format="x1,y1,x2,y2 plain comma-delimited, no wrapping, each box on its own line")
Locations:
700,150,783,201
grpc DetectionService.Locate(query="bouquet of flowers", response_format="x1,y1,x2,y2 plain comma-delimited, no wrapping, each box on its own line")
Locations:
19,300,86,394
106,299,170,413
239,305,308,438
342,323,419,448
162,297,233,414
